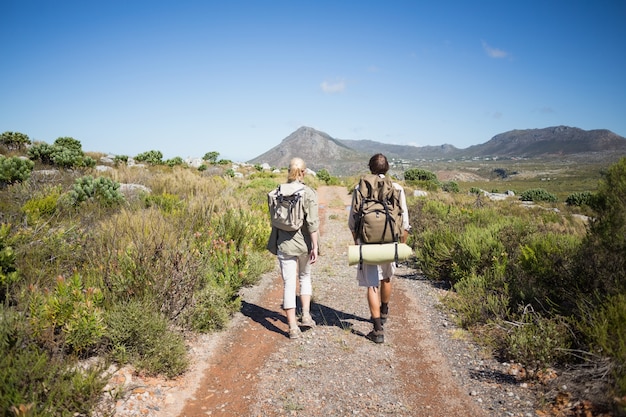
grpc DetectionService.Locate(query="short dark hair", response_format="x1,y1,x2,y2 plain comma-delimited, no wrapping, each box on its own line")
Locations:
368,153,389,175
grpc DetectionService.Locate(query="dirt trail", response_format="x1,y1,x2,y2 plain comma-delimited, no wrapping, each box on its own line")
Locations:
161,185,489,417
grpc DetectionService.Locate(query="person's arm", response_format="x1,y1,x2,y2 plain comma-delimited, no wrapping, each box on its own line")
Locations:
309,231,318,263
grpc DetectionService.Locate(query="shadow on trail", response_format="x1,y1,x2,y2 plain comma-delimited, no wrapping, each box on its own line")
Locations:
240,300,288,338
240,300,371,339
311,302,372,339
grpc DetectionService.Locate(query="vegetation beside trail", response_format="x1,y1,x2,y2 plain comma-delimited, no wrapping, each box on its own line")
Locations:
406,158,626,416
1,130,624,416
0,133,288,416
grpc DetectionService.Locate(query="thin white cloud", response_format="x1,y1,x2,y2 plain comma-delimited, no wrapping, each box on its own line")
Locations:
320,79,346,94
482,40,509,59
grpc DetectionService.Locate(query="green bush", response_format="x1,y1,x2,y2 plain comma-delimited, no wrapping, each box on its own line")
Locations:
27,142,55,165
165,156,185,167
113,155,129,166
53,137,82,151
105,300,188,378
210,207,271,252
0,224,19,298
578,156,626,296
513,232,581,314
503,311,571,370
185,281,240,332
404,168,436,181
27,137,94,169
578,293,626,396
565,191,593,206
0,131,31,151
446,270,510,328
28,274,105,355
135,150,163,165
21,186,62,224
142,192,184,214
0,156,34,186
451,223,506,282
0,304,107,416
441,181,459,193
65,175,124,207
519,188,557,202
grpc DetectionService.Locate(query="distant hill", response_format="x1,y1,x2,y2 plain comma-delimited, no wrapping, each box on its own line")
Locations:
248,126,367,174
462,126,626,158
248,125,626,176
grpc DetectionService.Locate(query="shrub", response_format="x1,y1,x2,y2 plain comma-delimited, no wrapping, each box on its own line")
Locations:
0,131,31,151
27,142,55,165
142,192,184,214
0,304,107,416
404,168,436,181
519,188,557,202
28,274,106,355
105,300,188,378
441,181,459,193
165,156,185,167
135,150,163,165
577,156,626,296
53,137,82,151
21,186,62,223
185,281,240,332
65,175,124,207
578,293,626,396
513,232,581,314
91,207,205,319
451,223,506,283
210,207,270,252
113,155,129,166
0,224,19,299
27,137,94,169
445,270,510,328
503,310,571,370
0,156,34,186
565,191,593,206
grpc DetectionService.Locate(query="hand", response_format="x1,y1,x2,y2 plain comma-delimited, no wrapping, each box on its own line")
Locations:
309,247,318,264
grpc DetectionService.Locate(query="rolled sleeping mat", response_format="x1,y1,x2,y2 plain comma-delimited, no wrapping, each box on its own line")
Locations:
348,243,414,266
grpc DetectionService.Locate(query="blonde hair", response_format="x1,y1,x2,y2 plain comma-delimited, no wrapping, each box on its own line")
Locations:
287,157,306,182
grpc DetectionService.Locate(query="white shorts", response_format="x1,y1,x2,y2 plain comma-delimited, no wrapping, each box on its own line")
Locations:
356,262,396,287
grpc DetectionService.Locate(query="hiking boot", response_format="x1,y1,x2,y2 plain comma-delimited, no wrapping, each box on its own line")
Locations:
299,315,316,328
366,329,384,344
289,326,302,339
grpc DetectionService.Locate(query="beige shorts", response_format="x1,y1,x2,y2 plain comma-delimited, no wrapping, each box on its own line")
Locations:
356,262,396,287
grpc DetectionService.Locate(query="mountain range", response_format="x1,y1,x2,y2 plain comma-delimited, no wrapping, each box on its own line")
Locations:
248,126,626,176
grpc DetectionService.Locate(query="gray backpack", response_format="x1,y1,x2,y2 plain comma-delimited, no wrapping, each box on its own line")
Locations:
268,183,306,231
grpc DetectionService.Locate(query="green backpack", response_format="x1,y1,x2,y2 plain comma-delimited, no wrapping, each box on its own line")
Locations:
353,174,403,244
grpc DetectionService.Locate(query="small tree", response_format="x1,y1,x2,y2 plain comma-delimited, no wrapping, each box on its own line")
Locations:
203,151,220,164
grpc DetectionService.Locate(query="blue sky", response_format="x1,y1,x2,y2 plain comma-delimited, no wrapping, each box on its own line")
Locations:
2,1,625,162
